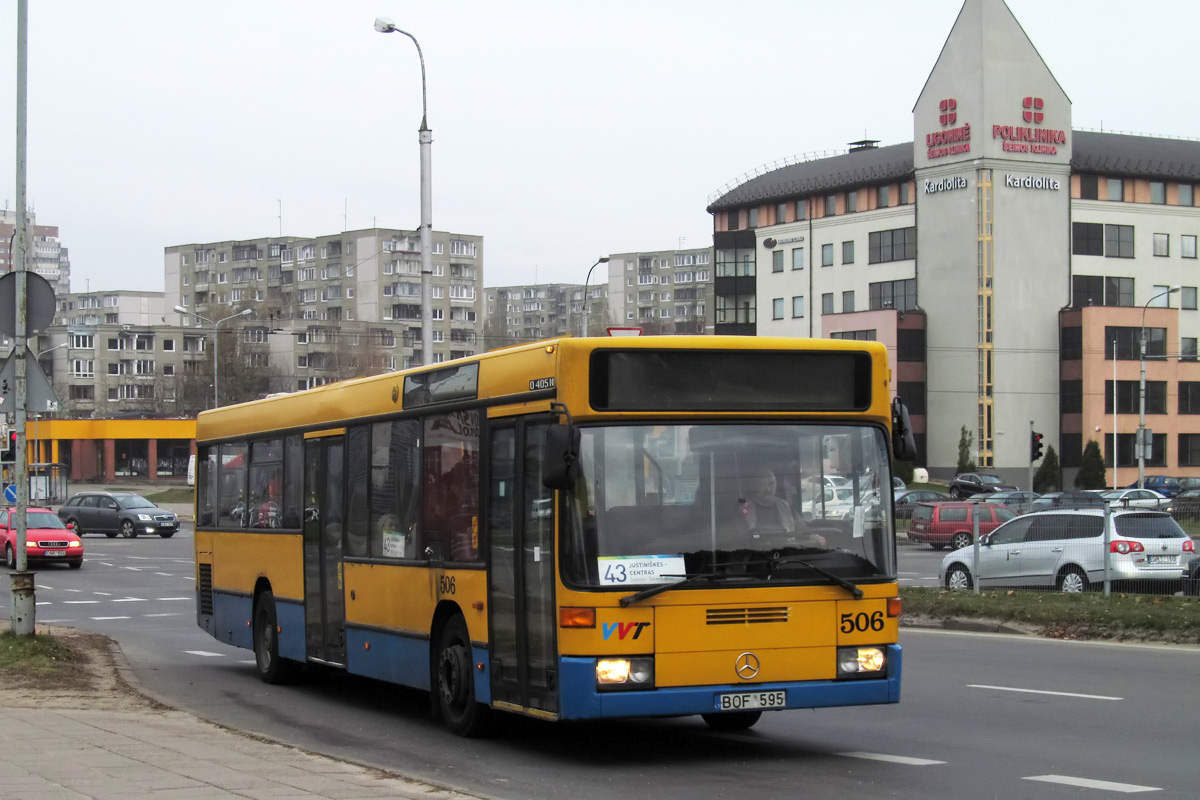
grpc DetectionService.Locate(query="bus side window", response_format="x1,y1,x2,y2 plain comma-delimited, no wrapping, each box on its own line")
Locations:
423,410,481,563
370,420,421,560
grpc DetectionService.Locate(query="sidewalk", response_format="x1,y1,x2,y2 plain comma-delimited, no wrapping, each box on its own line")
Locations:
0,625,482,800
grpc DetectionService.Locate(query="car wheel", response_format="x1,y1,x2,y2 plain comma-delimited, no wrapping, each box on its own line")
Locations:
120,520,137,538
701,711,763,731
159,531,175,539
435,615,493,737
951,532,973,550
946,564,973,590
253,590,300,685
4,543,13,570
67,518,83,537
1058,566,1089,593
930,543,947,551
69,560,82,570
105,532,118,538
949,488,962,500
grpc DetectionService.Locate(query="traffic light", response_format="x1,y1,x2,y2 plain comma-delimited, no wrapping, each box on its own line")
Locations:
0,430,14,463
1030,431,1044,462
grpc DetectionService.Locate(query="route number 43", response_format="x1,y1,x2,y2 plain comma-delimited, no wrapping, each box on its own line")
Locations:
840,610,884,634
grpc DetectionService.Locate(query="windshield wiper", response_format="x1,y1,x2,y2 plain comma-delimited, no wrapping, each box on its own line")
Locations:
619,573,718,607
770,554,863,599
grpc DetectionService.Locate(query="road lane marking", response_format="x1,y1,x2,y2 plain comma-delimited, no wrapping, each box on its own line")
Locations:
91,616,131,621
156,597,191,601
36,584,54,590
1023,775,1159,793
35,601,52,606
968,684,1122,701
99,562,114,567
183,576,195,581
155,572,173,576
185,650,225,658
122,566,142,571
63,600,100,605
143,613,182,618
112,597,147,603
836,752,945,766
62,588,82,593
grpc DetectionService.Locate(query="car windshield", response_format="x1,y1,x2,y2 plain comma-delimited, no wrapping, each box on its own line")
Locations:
1114,513,1188,539
26,512,66,530
979,475,1004,484
561,423,895,590
116,496,155,510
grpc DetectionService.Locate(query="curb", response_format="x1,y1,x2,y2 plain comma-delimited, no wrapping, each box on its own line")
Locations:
901,615,1033,636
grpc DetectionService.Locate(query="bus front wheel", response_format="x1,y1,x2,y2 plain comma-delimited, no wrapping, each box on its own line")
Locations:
435,615,492,737
701,710,763,731
254,591,299,685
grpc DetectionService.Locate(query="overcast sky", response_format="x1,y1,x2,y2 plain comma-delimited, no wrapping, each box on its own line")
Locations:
3,0,1199,293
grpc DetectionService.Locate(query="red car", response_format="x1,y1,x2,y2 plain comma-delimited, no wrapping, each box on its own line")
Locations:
2,507,83,569
908,501,1016,551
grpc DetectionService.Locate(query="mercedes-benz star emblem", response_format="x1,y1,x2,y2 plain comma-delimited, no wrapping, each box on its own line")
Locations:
735,652,760,679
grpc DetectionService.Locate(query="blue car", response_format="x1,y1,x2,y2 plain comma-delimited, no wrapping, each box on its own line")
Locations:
1126,476,1181,498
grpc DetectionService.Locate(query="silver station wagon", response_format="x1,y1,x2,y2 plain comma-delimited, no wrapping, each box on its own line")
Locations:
940,509,1195,593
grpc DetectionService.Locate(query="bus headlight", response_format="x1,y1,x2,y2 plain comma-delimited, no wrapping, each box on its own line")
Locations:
837,647,886,678
596,657,654,691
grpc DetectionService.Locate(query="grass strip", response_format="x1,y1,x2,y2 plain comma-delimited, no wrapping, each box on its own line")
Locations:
0,630,80,678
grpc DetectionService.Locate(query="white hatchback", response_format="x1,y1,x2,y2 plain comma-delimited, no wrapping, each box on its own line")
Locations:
939,509,1195,593
1099,489,1167,510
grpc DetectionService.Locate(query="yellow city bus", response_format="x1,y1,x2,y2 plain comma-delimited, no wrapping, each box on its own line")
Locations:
194,335,916,736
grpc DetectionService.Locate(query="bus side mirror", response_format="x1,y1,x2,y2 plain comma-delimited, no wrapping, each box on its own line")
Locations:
543,423,581,491
891,397,918,462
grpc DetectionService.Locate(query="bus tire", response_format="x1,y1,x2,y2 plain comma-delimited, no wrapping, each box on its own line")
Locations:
435,615,492,737
254,591,299,685
701,710,762,731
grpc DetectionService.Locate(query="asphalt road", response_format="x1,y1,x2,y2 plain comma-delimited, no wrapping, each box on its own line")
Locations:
3,526,1198,799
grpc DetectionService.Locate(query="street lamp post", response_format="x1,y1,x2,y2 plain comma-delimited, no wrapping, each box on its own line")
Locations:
375,18,433,367
582,256,610,336
174,306,252,407
1139,285,1180,488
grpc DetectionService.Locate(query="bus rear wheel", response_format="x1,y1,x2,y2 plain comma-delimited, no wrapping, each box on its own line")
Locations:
254,591,299,685
435,615,492,737
701,710,762,731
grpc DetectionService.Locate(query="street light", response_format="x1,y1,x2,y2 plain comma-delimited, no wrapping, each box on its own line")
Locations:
33,342,67,467
174,306,253,407
1138,285,1180,488
582,256,610,336
375,17,434,367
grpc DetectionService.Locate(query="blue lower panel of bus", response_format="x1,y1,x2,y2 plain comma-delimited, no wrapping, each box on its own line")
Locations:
343,627,491,705
557,644,901,720
208,591,305,663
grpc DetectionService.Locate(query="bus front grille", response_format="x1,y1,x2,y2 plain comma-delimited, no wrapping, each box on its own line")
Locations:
706,606,789,625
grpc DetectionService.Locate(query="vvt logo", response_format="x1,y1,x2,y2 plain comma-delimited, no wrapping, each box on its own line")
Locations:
602,622,650,640
1022,96,1044,124
939,98,957,126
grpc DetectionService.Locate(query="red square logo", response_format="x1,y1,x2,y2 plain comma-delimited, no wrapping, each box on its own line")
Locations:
939,98,957,126
1022,96,1044,124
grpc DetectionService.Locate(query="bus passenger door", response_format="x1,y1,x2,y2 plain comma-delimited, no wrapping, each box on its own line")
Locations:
488,419,558,716
304,435,347,666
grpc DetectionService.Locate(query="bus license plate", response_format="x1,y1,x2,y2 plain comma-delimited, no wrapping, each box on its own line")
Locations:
715,690,786,711
43,550,66,557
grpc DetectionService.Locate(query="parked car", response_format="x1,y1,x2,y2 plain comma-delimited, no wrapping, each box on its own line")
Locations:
2,507,83,569
941,509,1195,593
893,489,952,520
975,491,1041,514
1099,489,1167,510
1165,489,1200,517
1030,491,1108,509
1177,477,1200,493
892,476,906,491
799,486,855,521
948,473,1018,500
908,501,1016,551
1125,476,1181,498
1184,556,1200,597
58,491,180,538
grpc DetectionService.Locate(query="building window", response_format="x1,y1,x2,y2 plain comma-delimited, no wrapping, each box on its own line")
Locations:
1061,326,1082,360
726,210,739,231
1180,382,1200,413
842,290,855,313
1181,184,1195,206
1154,233,1170,257
1105,380,1165,414
1103,276,1134,307
868,227,918,263
1180,435,1200,466
772,298,784,320
1072,222,1104,256
775,203,788,224
897,328,925,362
1079,174,1099,200
1106,326,1165,360
1183,287,1198,310
791,247,804,270
1185,235,1198,259
1107,178,1124,201
845,191,857,213
747,207,758,228
1150,284,1174,307
831,330,876,341
1183,337,1199,362
791,296,805,318
821,293,834,315
842,241,854,264
821,244,834,267
869,278,918,311
1151,181,1166,204
1061,380,1083,413
772,250,784,273
1104,224,1135,258
877,185,890,208
899,181,910,205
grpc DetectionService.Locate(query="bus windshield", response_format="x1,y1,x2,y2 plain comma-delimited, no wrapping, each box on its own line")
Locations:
561,423,895,589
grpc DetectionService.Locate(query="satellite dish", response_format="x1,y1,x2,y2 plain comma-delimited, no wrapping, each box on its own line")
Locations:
0,271,56,336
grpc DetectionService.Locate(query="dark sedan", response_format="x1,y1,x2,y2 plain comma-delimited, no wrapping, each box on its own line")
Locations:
1029,491,1107,509
949,473,1018,499
975,490,1040,513
894,489,952,519
58,491,180,538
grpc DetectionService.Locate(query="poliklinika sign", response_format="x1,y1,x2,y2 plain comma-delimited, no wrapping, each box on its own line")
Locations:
993,96,1067,155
